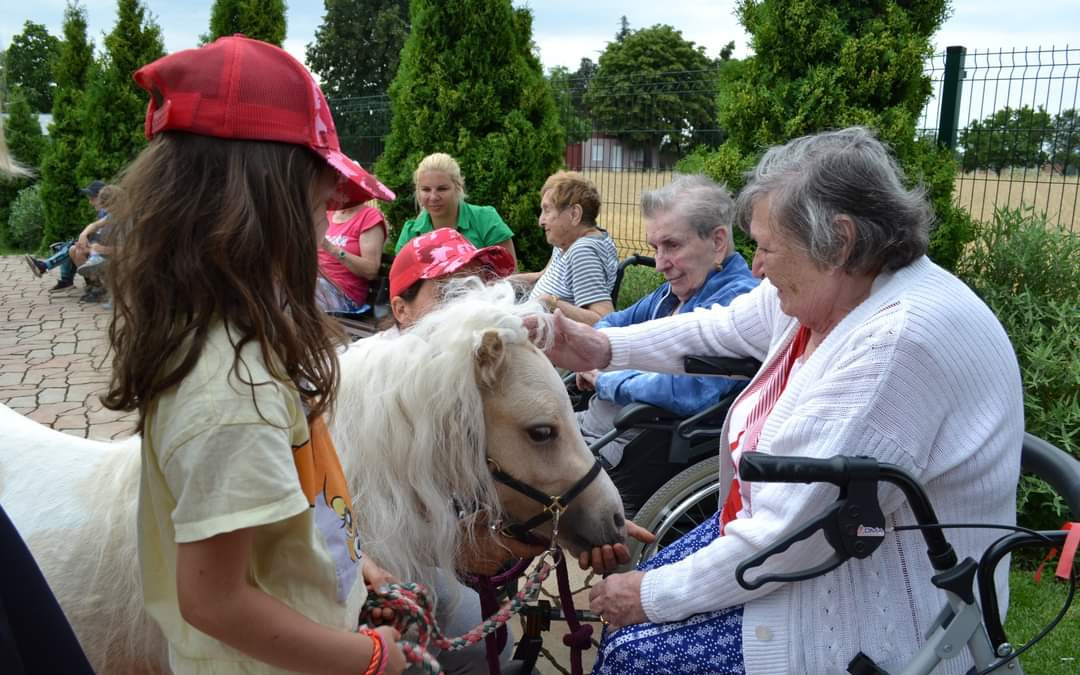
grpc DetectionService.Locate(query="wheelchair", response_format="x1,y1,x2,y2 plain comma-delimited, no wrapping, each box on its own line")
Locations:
569,253,762,565
571,354,760,561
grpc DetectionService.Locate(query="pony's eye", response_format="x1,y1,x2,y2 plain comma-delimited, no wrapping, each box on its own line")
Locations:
526,425,556,443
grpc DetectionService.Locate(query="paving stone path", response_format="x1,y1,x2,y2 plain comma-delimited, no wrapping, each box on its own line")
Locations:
0,254,136,440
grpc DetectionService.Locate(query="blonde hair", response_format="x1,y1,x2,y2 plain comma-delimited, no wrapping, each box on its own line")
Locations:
541,171,601,225
413,152,466,209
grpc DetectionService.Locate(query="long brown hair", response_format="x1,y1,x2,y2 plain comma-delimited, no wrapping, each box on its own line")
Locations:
103,131,344,432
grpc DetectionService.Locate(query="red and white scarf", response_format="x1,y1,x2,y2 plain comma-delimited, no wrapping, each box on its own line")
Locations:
720,325,811,532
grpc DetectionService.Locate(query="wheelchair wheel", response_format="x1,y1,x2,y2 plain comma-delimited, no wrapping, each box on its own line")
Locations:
623,457,721,569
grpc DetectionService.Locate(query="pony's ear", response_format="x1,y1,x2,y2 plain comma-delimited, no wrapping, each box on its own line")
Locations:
475,330,506,390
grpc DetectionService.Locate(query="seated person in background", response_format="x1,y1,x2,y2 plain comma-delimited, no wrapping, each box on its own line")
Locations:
394,152,516,265
576,174,759,470
316,203,386,313
385,227,516,335
513,171,617,325
24,180,109,295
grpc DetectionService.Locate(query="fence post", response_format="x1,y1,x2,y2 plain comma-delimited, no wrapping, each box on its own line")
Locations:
937,46,967,150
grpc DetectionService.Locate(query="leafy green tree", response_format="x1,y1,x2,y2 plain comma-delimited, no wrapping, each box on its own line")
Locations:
307,0,409,99
548,66,591,144
584,24,717,155
1,86,47,242
39,1,94,247
959,105,1052,174
3,22,62,113
694,0,969,270
75,0,164,185
1047,108,1079,176
209,0,286,46
306,0,408,162
375,0,564,271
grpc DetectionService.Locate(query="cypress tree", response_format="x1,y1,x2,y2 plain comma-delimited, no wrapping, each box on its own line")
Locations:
209,0,287,46
698,0,970,270
1,86,47,242
38,1,94,246
307,0,409,162
75,0,164,185
376,0,564,271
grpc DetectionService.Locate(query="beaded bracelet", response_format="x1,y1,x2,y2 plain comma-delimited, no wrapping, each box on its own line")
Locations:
359,627,387,675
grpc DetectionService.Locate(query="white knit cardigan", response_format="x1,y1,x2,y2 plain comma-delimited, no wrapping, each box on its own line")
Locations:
603,256,1024,674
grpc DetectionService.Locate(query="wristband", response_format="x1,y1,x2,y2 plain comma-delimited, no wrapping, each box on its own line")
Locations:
359,627,387,675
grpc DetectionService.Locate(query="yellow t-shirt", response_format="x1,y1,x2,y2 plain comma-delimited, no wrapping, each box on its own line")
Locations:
140,321,365,674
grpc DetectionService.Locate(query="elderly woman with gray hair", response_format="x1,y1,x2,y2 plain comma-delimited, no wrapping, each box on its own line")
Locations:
537,127,1023,674
576,174,758,504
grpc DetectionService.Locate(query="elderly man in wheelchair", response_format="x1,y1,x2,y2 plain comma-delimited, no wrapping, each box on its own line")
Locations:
573,174,759,517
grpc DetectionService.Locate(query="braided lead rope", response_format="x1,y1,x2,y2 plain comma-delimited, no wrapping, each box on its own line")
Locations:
362,550,559,675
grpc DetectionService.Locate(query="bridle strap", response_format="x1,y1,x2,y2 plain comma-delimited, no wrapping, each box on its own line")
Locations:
487,458,603,540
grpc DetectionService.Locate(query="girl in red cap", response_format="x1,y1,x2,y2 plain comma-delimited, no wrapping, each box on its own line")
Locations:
102,36,404,675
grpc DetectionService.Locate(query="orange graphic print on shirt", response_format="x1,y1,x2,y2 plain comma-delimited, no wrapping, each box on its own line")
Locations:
293,414,361,602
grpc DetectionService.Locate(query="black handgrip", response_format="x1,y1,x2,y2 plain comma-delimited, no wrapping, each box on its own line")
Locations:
684,356,761,379
739,454,854,486
736,501,850,589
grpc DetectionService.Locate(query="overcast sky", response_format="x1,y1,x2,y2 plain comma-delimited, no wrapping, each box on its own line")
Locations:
2,0,1076,73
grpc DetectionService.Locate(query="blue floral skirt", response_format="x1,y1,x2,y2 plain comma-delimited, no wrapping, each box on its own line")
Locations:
592,515,745,675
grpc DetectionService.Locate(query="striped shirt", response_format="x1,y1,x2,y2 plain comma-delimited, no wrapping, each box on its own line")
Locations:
530,232,618,307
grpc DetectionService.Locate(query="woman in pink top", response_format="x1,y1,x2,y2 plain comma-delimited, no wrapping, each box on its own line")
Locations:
316,204,387,312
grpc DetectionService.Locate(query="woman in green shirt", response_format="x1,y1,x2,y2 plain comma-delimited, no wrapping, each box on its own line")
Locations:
394,152,517,266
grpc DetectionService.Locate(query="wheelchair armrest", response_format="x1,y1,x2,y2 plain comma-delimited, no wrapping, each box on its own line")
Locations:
675,393,737,440
611,402,679,430
684,356,761,380
1021,432,1080,518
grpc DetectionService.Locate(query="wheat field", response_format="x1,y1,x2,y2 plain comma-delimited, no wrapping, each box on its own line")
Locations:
580,168,1080,257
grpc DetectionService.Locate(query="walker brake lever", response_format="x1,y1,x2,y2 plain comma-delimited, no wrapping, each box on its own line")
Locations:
736,501,850,589
736,455,887,590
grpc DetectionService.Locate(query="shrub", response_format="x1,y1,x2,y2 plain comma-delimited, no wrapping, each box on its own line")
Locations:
615,264,664,311
7,183,45,251
956,206,1080,529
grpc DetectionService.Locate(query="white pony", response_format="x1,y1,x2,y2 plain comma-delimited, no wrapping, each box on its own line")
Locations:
0,280,625,674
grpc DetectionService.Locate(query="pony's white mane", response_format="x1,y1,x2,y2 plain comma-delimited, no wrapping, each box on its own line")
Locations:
332,279,545,587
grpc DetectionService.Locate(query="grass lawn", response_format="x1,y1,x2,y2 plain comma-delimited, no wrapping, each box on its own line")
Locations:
1006,567,1080,673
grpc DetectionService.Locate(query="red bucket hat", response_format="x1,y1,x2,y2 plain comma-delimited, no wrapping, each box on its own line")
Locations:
132,35,394,208
390,228,516,298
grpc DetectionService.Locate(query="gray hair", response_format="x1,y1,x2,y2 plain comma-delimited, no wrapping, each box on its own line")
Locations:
734,127,934,273
641,174,735,245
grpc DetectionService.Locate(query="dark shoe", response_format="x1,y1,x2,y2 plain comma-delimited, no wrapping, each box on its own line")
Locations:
24,255,46,278
79,287,106,303
49,279,75,292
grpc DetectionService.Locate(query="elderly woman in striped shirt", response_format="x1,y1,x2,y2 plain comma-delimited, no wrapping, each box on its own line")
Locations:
513,171,618,325
532,127,1023,675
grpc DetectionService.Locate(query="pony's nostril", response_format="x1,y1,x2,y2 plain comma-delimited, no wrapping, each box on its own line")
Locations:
613,511,625,530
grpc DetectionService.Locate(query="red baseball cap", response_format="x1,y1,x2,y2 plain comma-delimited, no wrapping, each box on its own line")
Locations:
390,228,516,298
132,35,394,208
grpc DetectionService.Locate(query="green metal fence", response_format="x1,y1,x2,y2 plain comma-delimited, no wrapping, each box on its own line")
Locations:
328,44,1080,259
921,46,1080,231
